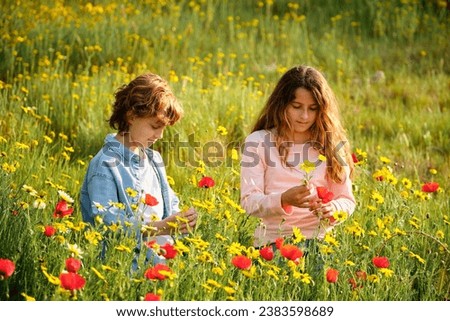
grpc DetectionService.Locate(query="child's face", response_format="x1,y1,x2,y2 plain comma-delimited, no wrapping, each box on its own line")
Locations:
285,87,319,143
127,115,166,149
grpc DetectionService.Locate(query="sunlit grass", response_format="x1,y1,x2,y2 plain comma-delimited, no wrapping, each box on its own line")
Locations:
0,0,449,301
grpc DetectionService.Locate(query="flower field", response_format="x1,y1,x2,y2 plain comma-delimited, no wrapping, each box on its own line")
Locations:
0,0,449,301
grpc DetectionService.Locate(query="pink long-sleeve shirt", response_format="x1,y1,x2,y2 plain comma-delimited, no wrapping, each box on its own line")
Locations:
240,130,356,247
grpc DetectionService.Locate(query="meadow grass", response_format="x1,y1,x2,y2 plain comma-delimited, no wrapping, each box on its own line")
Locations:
0,0,449,301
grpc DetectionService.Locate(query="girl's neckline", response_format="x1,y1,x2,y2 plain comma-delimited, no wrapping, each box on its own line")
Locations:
265,129,312,146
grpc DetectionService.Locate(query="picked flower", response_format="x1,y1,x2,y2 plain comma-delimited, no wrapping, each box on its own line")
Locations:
300,160,316,174
299,160,316,185
317,186,334,204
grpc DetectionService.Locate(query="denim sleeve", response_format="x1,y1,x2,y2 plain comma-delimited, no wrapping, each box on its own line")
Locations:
86,173,140,230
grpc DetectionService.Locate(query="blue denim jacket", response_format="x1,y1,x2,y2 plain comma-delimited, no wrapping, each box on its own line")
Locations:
81,133,180,225
80,134,180,268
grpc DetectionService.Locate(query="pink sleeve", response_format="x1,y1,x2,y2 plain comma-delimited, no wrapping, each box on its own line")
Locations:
328,167,356,216
240,134,291,218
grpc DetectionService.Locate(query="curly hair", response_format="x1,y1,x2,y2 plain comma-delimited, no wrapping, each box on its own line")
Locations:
108,73,183,132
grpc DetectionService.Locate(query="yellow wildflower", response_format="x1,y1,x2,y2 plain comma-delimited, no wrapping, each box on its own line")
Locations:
409,252,426,264
126,187,138,197
41,265,60,285
21,293,36,301
367,274,380,283
84,230,102,245
300,160,315,174
379,156,391,164
379,268,394,277
292,226,306,243
206,279,222,288
371,191,384,204
101,265,117,272
217,125,228,136
324,233,339,247
197,251,214,263
212,266,224,276
333,210,348,222
223,286,236,295
115,244,132,253
242,265,257,278
91,267,107,282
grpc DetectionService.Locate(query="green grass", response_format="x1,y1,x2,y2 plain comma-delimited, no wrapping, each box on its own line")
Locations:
0,0,449,301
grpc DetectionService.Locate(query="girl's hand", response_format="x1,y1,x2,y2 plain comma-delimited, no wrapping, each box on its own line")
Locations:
310,200,336,223
281,185,315,209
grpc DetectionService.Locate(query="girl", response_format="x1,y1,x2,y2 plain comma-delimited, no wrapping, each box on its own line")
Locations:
240,65,355,247
80,73,197,268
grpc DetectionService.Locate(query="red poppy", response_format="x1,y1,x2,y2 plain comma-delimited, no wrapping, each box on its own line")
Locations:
231,255,252,270
421,182,439,193
144,263,172,280
316,186,334,204
280,244,303,263
65,258,82,273
372,256,390,268
53,200,74,218
259,246,274,261
144,293,161,301
275,237,284,250
144,194,159,206
160,243,177,259
59,272,86,291
44,225,56,237
0,259,15,280
326,268,339,283
198,176,215,188
351,153,359,164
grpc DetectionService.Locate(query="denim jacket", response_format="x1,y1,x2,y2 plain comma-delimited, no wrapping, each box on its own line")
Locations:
80,133,180,231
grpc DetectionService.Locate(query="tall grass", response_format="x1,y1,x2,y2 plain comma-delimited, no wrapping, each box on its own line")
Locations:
0,0,449,301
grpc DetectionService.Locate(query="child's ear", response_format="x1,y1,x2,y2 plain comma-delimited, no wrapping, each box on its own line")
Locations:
126,111,135,124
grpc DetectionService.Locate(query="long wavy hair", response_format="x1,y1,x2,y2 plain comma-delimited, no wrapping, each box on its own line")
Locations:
251,65,353,183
